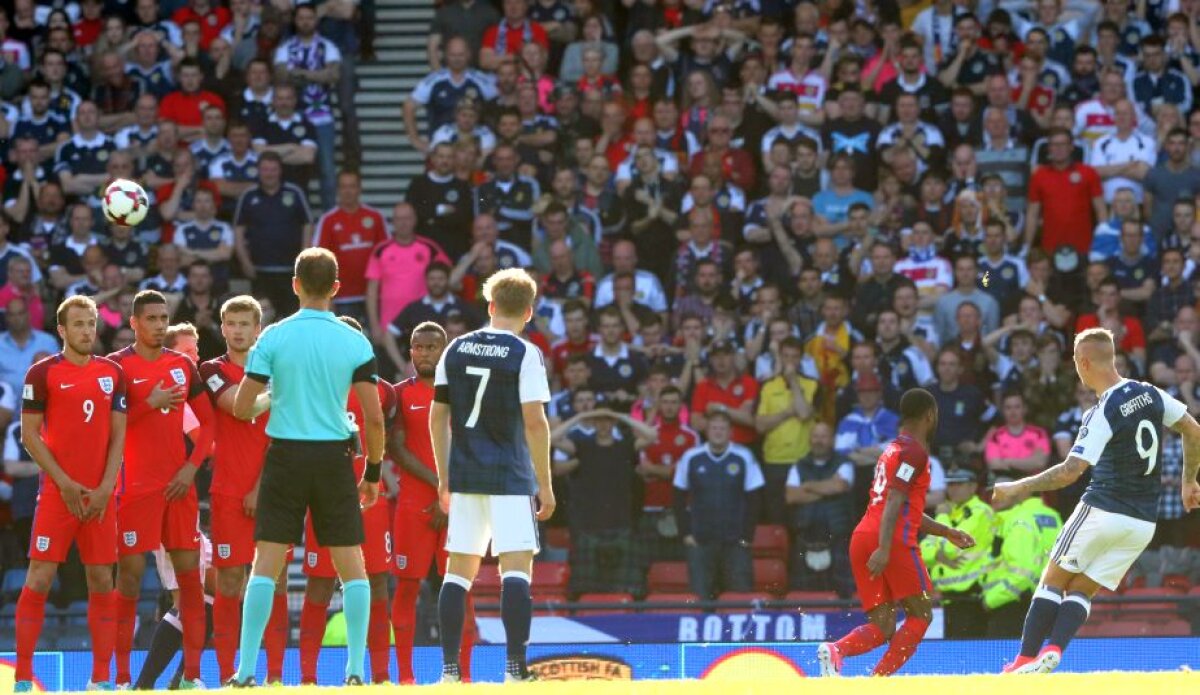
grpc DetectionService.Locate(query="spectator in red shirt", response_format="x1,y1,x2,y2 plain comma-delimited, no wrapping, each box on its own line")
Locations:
689,113,756,193
690,340,759,444
171,0,230,51
312,171,389,324
1026,127,1106,254
159,59,227,140
1075,277,1147,367
73,0,104,48
480,0,549,71
550,300,596,377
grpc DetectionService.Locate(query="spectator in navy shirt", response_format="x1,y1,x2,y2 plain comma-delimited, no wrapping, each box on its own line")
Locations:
931,346,994,468
233,151,313,315
1107,219,1158,315
674,412,764,599
13,79,70,163
588,305,649,411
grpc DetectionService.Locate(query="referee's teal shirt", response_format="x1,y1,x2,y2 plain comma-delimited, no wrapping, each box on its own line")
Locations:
246,308,377,441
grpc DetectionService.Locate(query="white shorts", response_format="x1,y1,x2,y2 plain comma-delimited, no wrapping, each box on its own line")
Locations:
1051,502,1155,590
445,493,540,557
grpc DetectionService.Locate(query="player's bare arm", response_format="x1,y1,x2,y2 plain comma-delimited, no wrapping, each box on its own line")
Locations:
352,379,386,509
232,376,267,421
868,488,907,578
992,456,1089,506
430,400,452,514
523,400,555,521
919,513,975,550
85,410,127,522
20,411,90,519
1169,411,1200,511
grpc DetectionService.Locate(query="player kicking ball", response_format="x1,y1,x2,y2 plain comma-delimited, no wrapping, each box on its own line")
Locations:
818,388,975,677
993,328,1200,674
15,296,126,692
392,322,478,683
430,268,554,683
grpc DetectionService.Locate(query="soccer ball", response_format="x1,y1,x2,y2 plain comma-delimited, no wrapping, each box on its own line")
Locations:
102,178,149,226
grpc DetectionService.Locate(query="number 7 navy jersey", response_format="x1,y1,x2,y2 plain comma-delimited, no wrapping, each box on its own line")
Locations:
1070,379,1187,522
434,327,551,495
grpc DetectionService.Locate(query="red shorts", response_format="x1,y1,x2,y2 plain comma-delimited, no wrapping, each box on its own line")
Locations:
117,488,201,556
849,531,931,612
29,489,118,565
210,493,257,568
303,502,392,578
392,503,448,578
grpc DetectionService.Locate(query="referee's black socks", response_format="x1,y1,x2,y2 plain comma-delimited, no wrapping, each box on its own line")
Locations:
501,571,532,675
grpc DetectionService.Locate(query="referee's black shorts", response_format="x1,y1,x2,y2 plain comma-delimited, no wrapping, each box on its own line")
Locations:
255,438,364,547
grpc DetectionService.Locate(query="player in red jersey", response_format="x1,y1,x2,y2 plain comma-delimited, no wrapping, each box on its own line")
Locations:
108,290,216,688
14,296,127,691
197,296,291,683
297,316,398,685
390,321,477,684
817,389,975,677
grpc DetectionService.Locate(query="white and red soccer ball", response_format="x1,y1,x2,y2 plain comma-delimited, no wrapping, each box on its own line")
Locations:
102,178,149,226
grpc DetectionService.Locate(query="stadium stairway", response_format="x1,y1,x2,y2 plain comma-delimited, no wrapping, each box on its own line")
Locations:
353,0,432,208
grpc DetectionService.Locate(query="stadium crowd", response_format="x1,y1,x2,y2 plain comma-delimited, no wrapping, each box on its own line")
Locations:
1,0,1200,647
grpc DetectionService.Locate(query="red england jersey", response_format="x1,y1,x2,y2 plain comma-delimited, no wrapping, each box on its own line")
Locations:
550,335,596,376
313,205,390,301
22,354,126,491
347,380,398,478
393,377,437,510
641,419,698,509
198,354,269,497
1028,162,1102,254
108,347,214,497
856,434,931,548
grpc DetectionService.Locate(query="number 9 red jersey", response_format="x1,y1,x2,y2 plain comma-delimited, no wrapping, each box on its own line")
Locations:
855,433,931,548
22,354,127,491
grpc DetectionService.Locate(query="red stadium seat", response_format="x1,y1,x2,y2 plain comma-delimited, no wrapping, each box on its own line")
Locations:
753,558,788,596
574,593,635,615
1144,619,1192,637
1163,574,1192,592
641,592,701,614
752,525,788,559
532,562,569,592
473,565,502,598
544,527,570,549
1125,586,1185,596
648,562,691,593
1078,620,1141,638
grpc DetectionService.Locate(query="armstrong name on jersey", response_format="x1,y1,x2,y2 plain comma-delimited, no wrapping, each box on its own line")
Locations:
455,341,511,358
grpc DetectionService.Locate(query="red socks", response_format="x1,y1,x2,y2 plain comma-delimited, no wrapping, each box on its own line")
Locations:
298,598,329,684
460,593,477,682
834,622,888,657
391,579,420,684
873,617,930,676
115,592,139,684
369,598,391,683
213,592,241,682
15,586,48,682
266,590,289,681
87,591,117,683
175,569,206,681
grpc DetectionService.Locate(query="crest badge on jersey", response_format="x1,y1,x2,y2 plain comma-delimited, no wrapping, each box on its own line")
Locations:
217,544,231,559
396,555,407,570
307,552,319,567
123,531,138,547
726,463,740,476
171,368,187,385
98,376,114,394
36,536,50,552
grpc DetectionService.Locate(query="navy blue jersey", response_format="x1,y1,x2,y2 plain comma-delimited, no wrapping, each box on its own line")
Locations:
434,327,551,496
1070,379,1186,522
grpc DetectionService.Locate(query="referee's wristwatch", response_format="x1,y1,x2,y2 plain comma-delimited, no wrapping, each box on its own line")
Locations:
364,459,383,483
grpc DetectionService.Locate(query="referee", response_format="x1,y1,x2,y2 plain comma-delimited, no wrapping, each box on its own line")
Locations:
227,247,386,686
